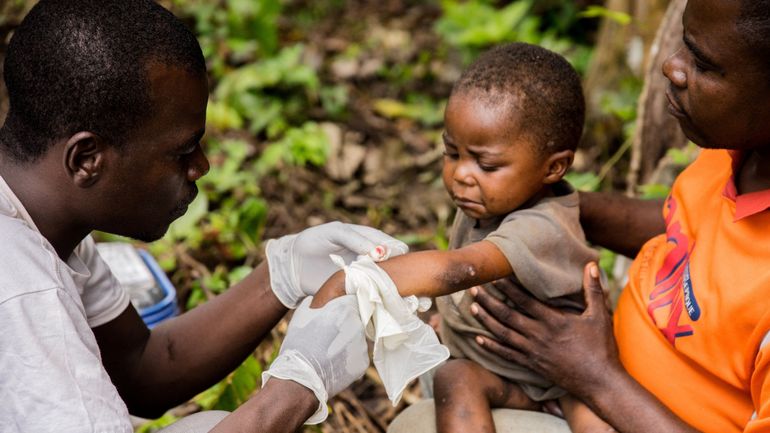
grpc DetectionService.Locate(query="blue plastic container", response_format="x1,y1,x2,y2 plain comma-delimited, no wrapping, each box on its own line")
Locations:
137,249,179,328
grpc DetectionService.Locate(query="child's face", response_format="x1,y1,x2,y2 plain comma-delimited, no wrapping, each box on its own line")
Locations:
662,0,770,150
442,92,550,222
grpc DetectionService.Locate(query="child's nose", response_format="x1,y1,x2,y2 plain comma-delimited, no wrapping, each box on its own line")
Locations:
662,47,687,89
452,162,476,186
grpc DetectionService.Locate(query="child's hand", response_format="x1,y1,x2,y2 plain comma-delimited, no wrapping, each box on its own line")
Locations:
309,270,346,309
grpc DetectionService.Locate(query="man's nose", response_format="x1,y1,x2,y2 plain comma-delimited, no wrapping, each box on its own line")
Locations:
662,47,687,89
187,146,210,181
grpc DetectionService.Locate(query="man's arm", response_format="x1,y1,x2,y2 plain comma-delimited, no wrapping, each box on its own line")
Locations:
95,222,406,418
94,262,287,418
311,240,512,307
210,379,317,433
471,263,698,433
579,191,665,257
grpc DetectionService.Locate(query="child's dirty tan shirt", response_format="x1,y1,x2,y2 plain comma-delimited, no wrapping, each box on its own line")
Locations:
437,181,598,401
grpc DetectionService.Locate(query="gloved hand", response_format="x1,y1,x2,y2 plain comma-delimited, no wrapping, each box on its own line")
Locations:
333,254,449,405
262,296,369,424
266,221,408,308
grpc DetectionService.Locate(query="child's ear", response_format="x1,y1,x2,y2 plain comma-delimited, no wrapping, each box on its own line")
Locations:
542,150,574,184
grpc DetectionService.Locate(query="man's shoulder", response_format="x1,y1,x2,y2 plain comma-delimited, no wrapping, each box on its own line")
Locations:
0,213,62,302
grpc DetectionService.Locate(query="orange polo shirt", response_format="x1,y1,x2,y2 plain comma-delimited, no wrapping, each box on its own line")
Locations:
615,149,770,433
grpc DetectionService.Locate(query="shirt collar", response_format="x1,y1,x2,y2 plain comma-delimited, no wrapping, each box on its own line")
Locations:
0,173,39,230
722,150,770,221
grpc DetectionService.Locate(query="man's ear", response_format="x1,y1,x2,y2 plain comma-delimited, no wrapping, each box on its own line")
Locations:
542,149,574,184
63,132,107,188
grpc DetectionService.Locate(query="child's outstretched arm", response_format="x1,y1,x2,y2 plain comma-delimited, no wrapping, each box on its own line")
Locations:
311,240,512,307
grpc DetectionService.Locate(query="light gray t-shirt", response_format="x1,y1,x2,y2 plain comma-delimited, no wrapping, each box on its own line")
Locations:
0,174,132,432
437,182,598,401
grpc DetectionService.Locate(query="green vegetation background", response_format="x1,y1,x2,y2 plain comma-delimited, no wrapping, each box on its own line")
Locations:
0,1,696,431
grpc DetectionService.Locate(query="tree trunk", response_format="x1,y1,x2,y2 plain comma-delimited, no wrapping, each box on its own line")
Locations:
580,0,672,188
626,0,688,192
0,0,36,125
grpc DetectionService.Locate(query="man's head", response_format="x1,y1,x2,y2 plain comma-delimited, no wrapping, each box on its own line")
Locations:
442,43,584,222
0,0,210,242
1,0,206,162
662,0,770,150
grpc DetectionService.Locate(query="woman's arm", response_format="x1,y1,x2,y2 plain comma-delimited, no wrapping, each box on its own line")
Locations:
311,240,512,307
579,192,665,258
471,263,698,433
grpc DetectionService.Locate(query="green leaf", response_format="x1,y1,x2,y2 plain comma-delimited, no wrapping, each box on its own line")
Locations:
254,122,329,175
134,412,179,433
194,356,263,412
164,193,209,241
207,101,244,131
579,6,632,26
564,171,600,192
638,183,671,200
598,248,617,281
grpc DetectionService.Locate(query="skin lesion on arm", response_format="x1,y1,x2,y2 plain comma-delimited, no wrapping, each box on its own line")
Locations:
310,240,513,308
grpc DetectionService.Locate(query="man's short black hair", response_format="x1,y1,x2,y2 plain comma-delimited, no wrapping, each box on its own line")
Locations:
0,0,206,163
451,43,585,156
738,0,770,73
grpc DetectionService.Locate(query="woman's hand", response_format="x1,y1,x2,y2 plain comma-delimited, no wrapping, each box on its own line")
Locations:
471,262,699,433
470,262,622,399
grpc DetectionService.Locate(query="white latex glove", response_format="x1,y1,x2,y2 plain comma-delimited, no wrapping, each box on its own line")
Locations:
262,296,368,424
266,222,408,308
332,254,450,405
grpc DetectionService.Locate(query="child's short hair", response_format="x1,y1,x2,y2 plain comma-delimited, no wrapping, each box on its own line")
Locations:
451,43,584,156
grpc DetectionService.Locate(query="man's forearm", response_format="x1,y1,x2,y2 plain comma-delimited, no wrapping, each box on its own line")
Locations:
210,378,318,433
132,262,288,414
579,191,665,258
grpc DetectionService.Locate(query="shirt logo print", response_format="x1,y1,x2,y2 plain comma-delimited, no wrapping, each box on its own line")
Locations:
646,196,699,346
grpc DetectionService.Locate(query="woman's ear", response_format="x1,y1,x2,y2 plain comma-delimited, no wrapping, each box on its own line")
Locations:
63,131,107,188
542,149,574,184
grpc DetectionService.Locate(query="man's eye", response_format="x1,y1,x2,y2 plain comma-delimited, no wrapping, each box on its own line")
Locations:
179,144,200,157
694,59,711,72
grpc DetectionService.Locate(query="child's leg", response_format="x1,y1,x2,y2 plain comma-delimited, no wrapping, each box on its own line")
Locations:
559,394,616,433
433,359,538,433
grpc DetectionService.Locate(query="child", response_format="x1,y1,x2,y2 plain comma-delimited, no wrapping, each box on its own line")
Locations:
312,42,607,432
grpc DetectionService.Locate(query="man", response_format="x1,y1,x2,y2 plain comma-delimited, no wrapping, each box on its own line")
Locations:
471,0,770,432
0,1,405,432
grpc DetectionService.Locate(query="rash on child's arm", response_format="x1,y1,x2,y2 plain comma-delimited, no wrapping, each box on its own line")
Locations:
439,261,483,293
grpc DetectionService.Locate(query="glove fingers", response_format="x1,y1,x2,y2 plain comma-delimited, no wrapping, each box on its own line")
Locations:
346,224,409,257
324,224,380,255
